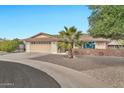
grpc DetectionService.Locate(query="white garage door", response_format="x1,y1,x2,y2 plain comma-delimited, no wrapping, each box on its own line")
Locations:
30,44,51,53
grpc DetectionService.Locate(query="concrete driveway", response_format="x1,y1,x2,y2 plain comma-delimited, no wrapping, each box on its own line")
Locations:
0,53,110,88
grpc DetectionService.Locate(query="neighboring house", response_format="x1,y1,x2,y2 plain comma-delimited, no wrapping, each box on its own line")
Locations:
24,33,59,53
24,32,124,53
108,40,124,49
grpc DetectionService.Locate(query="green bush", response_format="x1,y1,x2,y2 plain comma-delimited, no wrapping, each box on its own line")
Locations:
0,40,23,52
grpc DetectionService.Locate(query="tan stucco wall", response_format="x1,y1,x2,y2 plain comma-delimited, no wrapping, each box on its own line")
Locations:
25,42,31,52
95,42,107,49
51,42,58,53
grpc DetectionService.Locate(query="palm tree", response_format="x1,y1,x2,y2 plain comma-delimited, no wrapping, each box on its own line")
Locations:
58,26,82,58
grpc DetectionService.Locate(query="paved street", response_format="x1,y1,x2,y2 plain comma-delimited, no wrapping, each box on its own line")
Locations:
0,61,60,88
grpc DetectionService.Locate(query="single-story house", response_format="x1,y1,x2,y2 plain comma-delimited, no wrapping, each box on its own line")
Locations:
24,32,124,53
24,32,60,53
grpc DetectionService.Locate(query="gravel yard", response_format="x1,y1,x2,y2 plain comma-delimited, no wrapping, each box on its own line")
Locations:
32,54,124,87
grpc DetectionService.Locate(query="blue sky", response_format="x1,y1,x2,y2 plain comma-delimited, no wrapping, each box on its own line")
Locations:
0,5,91,39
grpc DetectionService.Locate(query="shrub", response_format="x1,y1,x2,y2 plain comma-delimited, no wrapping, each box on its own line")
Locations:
0,40,23,52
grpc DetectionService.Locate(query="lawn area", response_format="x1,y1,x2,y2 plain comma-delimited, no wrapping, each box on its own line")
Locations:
31,54,124,87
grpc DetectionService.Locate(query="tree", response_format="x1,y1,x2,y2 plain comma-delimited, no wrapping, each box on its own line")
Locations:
88,5,124,40
58,26,82,58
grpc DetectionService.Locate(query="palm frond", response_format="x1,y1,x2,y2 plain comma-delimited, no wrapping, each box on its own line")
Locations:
58,26,83,50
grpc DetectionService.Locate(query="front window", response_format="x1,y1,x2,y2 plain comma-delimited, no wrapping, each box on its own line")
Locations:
83,41,95,49
31,41,51,44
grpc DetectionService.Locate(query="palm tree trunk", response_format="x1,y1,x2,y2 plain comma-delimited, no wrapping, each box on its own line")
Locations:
68,48,73,58
68,42,74,58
